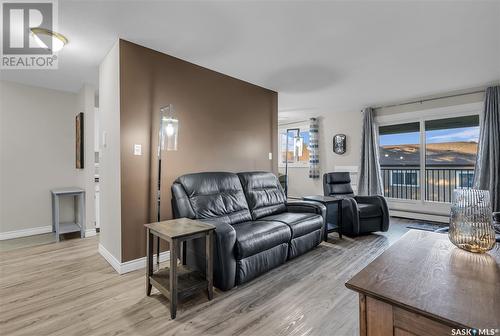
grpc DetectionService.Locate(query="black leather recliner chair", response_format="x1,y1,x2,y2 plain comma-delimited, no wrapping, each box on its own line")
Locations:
323,172,389,236
171,171,326,291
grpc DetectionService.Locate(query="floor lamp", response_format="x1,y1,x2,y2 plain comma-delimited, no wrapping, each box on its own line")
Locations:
284,128,300,197
156,104,178,268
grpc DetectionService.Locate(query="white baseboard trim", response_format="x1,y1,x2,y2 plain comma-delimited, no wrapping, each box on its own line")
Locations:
98,243,121,273
98,243,170,274
0,225,52,240
85,229,97,237
120,250,171,274
390,210,449,224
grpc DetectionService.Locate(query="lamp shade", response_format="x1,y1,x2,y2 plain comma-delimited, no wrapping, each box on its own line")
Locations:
160,105,178,151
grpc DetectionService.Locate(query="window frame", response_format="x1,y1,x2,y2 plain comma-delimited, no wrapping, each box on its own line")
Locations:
389,170,420,187
455,170,475,189
278,124,310,168
376,102,482,205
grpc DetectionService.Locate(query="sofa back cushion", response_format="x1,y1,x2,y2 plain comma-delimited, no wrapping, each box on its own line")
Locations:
237,172,286,220
172,172,252,225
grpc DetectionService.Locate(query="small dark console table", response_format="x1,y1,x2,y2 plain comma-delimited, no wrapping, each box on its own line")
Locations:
144,218,215,319
303,195,344,240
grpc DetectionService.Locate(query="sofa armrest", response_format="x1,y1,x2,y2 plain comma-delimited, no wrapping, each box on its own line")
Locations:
207,221,237,291
286,200,326,217
185,220,237,291
341,197,361,235
355,195,390,232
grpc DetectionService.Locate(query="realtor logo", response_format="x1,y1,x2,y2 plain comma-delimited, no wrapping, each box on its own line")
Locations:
1,0,59,69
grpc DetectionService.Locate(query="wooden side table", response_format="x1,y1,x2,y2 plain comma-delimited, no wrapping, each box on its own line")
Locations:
144,218,215,319
51,187,85,242
303,195,344,240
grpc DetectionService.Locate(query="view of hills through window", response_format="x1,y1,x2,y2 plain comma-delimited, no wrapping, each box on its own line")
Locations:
379,115,479,203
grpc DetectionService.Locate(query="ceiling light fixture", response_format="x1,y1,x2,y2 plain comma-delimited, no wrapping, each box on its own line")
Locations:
30,28,68,52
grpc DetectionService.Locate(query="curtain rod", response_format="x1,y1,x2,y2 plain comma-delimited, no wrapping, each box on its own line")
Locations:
367,89,485,111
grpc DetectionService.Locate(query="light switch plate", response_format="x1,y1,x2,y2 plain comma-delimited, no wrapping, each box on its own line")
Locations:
268,152,273,160
134,144,142,156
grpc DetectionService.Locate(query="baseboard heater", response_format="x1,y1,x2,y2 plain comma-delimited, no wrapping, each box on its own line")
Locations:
389,209,449,224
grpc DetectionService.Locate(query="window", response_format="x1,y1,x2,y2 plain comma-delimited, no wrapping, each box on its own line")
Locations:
456,171,475,189
379,122,421,200
378,113,479,203
279,127,310,166
425,115,478,202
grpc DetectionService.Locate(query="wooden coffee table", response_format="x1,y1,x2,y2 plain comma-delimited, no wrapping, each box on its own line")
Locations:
346,230,500,335
144,218,215,319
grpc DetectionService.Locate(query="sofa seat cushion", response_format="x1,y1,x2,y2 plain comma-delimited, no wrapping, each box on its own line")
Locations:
288,229,322,259
232,220,291,259
261,212,323,238
358,203,382,218
236,243,288,284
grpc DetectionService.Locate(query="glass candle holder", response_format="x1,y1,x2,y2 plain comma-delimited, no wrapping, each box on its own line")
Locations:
449,189,496,253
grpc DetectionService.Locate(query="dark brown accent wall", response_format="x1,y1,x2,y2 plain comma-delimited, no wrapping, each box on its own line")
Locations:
119,40,278,262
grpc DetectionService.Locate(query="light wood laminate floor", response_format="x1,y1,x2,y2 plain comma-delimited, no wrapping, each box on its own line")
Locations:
0,219,414,336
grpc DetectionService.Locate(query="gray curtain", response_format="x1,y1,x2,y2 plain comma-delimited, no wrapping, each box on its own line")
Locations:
474,86,500,212
358,107,383,196
309,117,320,179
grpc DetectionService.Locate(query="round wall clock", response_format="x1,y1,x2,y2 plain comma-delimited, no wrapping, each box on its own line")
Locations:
333,134,346,154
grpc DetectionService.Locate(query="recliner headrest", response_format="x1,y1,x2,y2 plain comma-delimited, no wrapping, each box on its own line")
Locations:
324,172,351,184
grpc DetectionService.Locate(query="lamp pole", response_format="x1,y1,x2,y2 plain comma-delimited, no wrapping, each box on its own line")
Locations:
156,104,178,269
284,128,300,197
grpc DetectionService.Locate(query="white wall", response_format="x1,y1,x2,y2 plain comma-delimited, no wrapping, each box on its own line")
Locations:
98,41,122,262
0,81,97,238
279,111,363,198
0,81,78,235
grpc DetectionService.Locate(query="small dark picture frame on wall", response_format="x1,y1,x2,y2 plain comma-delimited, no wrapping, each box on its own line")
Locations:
333,134,346,155
76,112,84,169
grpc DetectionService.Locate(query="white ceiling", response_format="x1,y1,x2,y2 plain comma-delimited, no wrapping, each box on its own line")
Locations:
1,1,499,122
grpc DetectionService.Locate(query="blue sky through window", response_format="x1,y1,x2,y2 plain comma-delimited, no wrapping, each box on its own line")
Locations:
287,131,310,150
380,126,479,146
426,126,479,144
380,132,419,146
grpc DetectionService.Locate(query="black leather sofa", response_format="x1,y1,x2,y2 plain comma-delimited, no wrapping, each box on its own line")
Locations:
171,171,326,291
323,172,389,236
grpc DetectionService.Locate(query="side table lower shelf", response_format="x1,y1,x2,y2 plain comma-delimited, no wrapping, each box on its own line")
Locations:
145,218,215,319
149,265,208,300
58,222,82,234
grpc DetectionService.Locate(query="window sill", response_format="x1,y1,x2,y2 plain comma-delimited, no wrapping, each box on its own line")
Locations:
278,164,309,169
